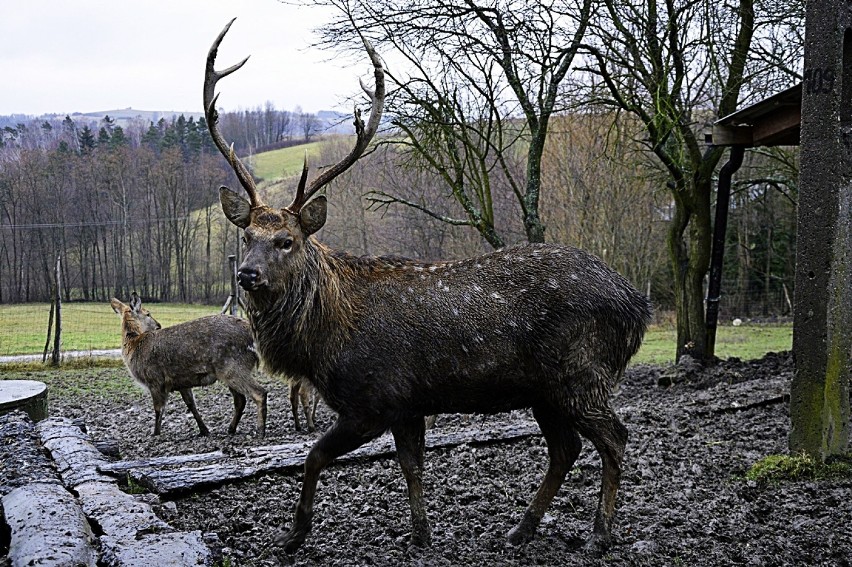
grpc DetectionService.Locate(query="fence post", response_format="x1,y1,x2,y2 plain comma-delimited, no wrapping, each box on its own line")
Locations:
228,255,238,317
51,255,62,367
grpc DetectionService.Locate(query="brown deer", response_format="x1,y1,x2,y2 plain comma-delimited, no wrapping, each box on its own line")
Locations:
110,293,268,437
204,19,652,554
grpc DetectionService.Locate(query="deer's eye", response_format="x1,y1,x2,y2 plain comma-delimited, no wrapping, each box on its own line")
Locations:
276,236,294,251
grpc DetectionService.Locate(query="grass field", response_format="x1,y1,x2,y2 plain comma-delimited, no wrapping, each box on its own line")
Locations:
246,141,324,181
636,324,792,365
0,303,222,356
0,301,792,365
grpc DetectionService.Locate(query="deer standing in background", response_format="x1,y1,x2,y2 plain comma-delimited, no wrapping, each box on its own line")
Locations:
205,19,652,554
111,293,268,437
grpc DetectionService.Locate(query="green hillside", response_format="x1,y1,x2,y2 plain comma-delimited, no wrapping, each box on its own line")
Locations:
247,141,324,181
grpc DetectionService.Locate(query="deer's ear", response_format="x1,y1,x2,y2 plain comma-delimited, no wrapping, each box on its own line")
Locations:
219,186,251,229
299,196,327,237
129,292,142,313
110,298,125,314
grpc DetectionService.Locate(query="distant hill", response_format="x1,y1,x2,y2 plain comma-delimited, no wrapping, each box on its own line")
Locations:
1,108,360,134
73,108,204,123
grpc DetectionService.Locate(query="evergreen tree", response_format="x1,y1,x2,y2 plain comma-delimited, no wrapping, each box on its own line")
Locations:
185,117,202,155
109,126,128,149
98,127,111,146
141,121,161,149
78,125,96,153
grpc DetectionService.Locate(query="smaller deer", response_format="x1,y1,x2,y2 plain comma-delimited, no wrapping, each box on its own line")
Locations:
110,293,268,437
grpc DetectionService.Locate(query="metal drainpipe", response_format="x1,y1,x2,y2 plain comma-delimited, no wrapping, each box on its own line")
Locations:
706,144,745,358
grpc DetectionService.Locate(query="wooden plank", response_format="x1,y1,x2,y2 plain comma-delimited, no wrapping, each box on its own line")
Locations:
3,482,97,567
127,421,542,496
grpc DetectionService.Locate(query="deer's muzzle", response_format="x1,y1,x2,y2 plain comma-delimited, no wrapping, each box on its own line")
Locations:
237,267,268,291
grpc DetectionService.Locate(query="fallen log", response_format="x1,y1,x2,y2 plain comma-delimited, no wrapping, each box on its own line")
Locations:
0,410,58,495
99,450,227,475
3,482,98,567
36,417,115,486
115,421,542,496
34,416,216,565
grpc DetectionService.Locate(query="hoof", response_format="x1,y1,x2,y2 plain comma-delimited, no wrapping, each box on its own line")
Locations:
583,533,611,556
273,527,308,553
198,429,210,437
410,530,432,548
506,524,534,546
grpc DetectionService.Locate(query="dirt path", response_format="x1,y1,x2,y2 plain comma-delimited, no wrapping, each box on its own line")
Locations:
3,352,850,566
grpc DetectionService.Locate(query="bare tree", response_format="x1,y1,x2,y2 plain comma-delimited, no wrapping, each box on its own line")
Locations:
577,0,803,360
310,0,593,247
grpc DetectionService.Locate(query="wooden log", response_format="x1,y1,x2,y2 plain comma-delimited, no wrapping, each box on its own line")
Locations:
0,411,59,495
34,416,216,565
99,450,227,475
75,481,171,540
0,380,48,422
3,482,97,567
99,531,213,567
127,421,541,496
36,417,115,487
94,438,122,459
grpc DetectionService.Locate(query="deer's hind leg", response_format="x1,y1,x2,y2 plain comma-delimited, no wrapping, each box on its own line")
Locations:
298,383,316,432
391,416,430,547
151,389,169,436
289,380,304,431
221,361,267,437
575,403,627,554
227,387,247,435
508,404,582,546
179,388,209,436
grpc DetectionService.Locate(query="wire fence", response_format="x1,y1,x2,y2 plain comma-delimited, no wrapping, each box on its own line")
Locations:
0,283,793,361
0,300,241,361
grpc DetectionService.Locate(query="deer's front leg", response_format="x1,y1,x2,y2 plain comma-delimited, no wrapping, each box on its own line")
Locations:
274,417,382,553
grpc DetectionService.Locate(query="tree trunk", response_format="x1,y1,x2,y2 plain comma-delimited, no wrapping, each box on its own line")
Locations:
669,181,712,362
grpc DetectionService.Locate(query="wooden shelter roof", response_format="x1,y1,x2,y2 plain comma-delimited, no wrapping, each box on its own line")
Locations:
707,83,802,147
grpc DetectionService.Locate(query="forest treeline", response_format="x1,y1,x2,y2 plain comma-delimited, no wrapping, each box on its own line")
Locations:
0,107,797,317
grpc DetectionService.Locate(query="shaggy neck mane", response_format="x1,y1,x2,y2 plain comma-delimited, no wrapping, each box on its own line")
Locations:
245,239,365,382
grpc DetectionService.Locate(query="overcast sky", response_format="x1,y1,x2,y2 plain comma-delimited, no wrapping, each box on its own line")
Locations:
0,0,371,117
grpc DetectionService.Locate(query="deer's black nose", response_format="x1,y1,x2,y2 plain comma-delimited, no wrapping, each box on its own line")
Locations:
237,268,260,290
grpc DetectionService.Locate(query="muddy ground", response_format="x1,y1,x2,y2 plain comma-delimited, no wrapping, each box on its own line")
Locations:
3,351,851,566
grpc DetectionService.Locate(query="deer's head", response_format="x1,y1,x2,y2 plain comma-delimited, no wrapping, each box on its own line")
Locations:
111,292,161,337
204,19,384,293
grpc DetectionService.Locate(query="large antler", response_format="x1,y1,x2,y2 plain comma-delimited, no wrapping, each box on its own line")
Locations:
286,37,385,213
204,18,263,209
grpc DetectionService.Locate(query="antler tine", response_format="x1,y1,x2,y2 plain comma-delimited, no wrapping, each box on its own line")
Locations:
287,37,385,213
204,18,263,209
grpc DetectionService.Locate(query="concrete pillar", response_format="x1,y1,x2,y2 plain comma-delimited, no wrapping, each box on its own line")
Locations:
791,1,852,458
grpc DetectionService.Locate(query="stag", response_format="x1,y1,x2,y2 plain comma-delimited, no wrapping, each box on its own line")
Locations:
204,19,652,553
